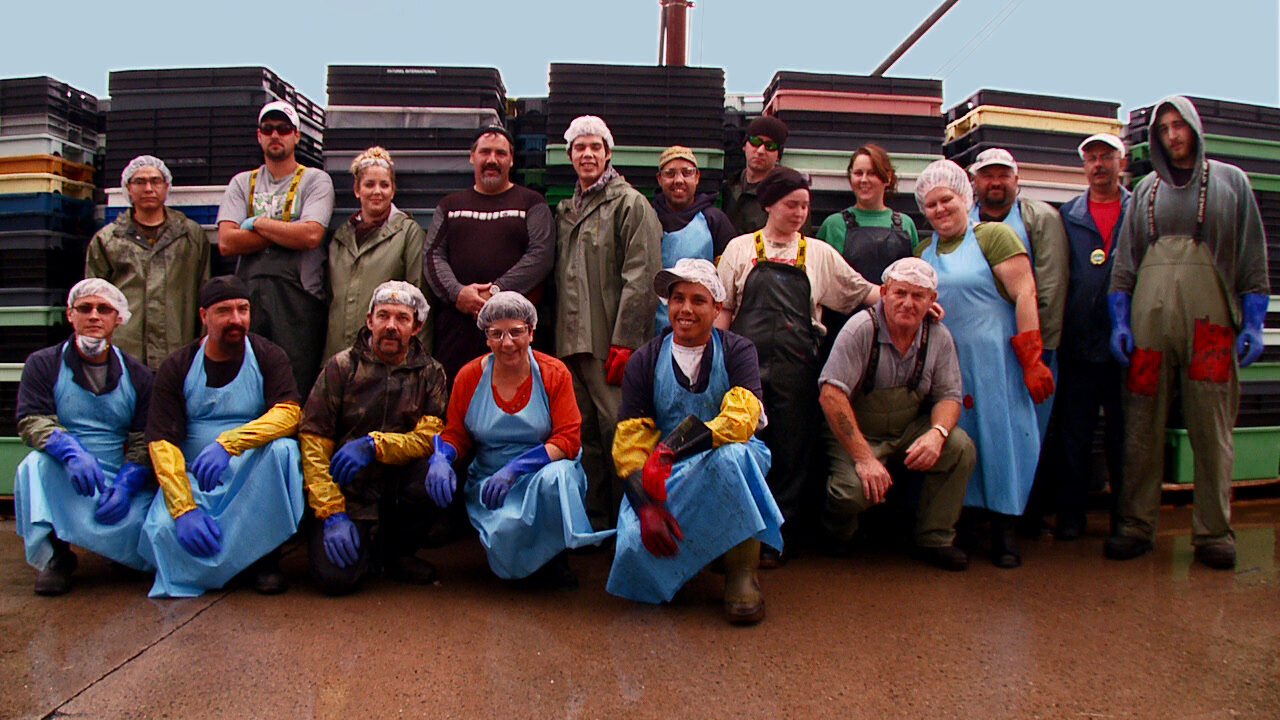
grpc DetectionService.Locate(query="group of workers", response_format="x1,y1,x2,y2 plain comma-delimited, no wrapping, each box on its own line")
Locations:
11,95,1270,625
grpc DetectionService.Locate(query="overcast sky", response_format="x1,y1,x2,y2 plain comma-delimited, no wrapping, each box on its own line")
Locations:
5,0,1277,118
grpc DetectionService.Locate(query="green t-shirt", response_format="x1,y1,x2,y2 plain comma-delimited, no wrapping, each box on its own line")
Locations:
914,221,1027,301
816,206,921,254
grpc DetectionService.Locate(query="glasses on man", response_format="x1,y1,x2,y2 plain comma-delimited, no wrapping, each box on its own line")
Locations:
72,303,118,316
484,325,530,341
660,167,698,180
1083,151,1120,163
258,123,296,136
746,136,780,152
127,177,168,188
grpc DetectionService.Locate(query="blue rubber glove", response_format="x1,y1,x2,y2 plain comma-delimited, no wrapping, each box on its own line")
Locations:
481,445,551,510
331,436,376,486
424,435,458,508
322,512,361,569
174,507,222,558
45,430,106,497
94,463,149,525
239,215,261,231
190,441,232,493
1237,293,1268,367
1107,292,1134,367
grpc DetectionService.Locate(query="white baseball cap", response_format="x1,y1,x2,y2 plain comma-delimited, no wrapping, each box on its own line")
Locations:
967,148,1018,175
653,257,726,302
258,101,299,127
1077,133,1126,160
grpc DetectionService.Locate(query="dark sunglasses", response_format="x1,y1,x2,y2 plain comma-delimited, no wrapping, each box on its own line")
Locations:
258,122,296,136
746,136,780,152
72,303,118,315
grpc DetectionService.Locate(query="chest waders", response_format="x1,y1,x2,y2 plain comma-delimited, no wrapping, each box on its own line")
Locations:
237,165,326,395
821,211,913,360
1120,160,1237,546
730,233,822,525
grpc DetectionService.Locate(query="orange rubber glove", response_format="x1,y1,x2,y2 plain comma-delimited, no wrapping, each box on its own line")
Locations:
605,345,632,386
1011,330,1055,404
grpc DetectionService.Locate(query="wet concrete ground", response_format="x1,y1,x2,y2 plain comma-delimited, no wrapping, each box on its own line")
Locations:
2,498,1278,720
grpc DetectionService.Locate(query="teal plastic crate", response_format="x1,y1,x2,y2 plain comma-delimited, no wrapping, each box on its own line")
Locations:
1165,426,1280,484
0,436,30,496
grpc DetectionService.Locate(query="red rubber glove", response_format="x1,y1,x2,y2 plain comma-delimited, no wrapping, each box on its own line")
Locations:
605,345,632,386
1011,330,1055,404
637,502,683,557
641,443,675,503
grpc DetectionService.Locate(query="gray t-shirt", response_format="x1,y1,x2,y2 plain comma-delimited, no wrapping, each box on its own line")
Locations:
217,165,335,299
819,302,963,404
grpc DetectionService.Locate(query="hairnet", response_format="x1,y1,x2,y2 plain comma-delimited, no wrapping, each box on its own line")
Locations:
368,281,429,323
654,257,726,302
476,291,538,331
881,257,938,291
120,155,172,199
68,278,132,325
564,115,614,150
914,159,973,214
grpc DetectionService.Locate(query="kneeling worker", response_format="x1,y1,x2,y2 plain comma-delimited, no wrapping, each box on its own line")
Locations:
299,282,449,594
607,258,783,624
819,258,975,570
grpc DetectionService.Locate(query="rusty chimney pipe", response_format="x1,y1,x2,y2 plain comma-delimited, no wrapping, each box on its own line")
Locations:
660,0,694,66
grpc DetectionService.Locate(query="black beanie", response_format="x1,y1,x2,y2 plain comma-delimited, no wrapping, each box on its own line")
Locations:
756,167,810,208
745,116,789,147
200,275,251,308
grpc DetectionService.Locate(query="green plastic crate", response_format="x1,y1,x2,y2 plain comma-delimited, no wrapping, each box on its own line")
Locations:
1239,362,1280,382
0,306,64,327
0,436,30,496
0,363,22,382
545,145,724,169
1165,426,1280,484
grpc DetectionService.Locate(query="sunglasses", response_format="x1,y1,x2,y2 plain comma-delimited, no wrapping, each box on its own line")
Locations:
746,136,780,152
484,325,530,341
258,122,296,136
72,303,118,316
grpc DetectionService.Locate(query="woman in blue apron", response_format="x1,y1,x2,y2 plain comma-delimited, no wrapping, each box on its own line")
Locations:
914,160,1053,568
425,292,612,586
139,336,304,598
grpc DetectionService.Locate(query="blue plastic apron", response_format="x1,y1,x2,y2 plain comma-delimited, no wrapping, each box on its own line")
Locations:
14,344,153,570
607,331,782,604
139,338,304,597
922,223,1039,514
463,350,613,579
972,201,1057,438
654,211,715,334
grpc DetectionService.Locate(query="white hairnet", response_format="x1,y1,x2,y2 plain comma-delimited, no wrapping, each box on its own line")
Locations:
476,291,538,331
881,257,938,291
914,159,973,214
120,155,172,199
653,257,727,302
368,281,429,323
68,278,132,325
564,115,614,150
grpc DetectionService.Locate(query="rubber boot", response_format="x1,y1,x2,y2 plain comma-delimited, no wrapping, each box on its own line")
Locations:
990,513,1022,569
34,536,77,596
722,539,765,625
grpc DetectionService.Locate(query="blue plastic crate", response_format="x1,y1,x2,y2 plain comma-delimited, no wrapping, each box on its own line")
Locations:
517,134,547,153
0,192,94,217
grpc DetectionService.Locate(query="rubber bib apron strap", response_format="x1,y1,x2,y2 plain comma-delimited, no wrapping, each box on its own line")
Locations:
730,233,822,529
607,332,781,603
139,338,305,598
821,212,913,360
462,350,612,579
655,211,715,334
14,344,153,571
1119,161,1235,547
921,223,1039,515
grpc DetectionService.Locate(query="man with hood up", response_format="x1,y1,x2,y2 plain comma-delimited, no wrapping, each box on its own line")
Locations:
650,145,737,335
1106,96,1270,570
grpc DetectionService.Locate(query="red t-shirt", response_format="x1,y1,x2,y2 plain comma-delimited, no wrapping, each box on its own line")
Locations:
1088,197,1123,253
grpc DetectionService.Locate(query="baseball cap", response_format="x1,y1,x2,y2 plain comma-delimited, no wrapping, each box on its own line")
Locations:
658,146,698,169
653,257,726,302
967,148,1018,175
258,101,299,127
1077,133,1126,160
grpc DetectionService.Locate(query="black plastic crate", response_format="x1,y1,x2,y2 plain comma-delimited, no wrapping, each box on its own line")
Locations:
330,171,475,192
0,76,100,118
787,131,943,155
0,232,88,289
329,65,505,92
765,71,941,104
772,110,945,137
1,381,18,435
945,89,1119,123
946,141,1081,169
110,67,287,94
946,125,1089,155
1130,96,1280,129
321,127,477,152
326,89,505,114
0,323,69,363
0,288,67,306
0,212,95,236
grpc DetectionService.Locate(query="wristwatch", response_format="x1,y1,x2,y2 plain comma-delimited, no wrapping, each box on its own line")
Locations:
931,424,950,440
489,284,501,296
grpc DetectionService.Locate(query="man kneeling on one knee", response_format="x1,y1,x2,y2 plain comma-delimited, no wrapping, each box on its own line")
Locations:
819,257,975,570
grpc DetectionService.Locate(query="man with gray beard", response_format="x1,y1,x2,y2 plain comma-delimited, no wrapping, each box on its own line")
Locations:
424,125,556,380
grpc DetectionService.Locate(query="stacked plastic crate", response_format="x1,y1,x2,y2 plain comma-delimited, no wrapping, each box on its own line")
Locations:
544,63,726,207
324,65,506,228
103,67,324,272
943,89,1121,207
510,96,548,195
759,71,945,233
1122,96,1280,483
0,77,105,494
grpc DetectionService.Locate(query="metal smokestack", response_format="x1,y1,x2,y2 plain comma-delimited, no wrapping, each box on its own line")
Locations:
659,0,694,66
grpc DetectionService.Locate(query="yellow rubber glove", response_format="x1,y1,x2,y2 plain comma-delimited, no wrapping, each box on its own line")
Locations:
149,439,196,519
299,433,346,519
706,386,763,447
215,402,302,456
370,415,444,466
612,416,661,478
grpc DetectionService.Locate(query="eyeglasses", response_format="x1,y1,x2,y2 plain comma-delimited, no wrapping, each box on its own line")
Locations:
258,122,296,136
484,325,529,341
660,167,698,179
72,303,118,316
1082,151,1120,163
746,136,780,152
127,177,168,188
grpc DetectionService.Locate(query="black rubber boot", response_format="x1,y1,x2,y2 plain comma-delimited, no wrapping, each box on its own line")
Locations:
990,513,1022,569
34,537,77,596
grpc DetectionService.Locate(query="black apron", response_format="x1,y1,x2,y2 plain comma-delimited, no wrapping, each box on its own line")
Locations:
820,211,913,360
730,233,822,525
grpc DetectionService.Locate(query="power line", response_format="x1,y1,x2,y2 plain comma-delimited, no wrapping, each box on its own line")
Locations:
934,0,1025,79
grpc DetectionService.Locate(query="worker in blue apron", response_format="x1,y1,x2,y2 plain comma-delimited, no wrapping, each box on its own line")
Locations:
14,279,156,595
609,258,781,623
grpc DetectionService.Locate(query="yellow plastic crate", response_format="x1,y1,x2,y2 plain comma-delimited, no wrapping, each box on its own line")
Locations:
945,106,1122,143
0,155,95,183
0,173,94,200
